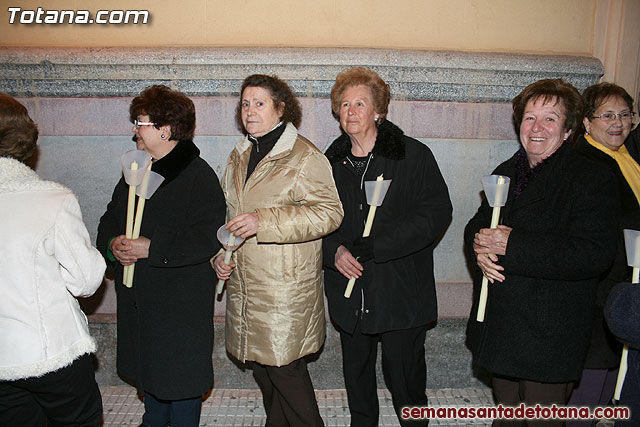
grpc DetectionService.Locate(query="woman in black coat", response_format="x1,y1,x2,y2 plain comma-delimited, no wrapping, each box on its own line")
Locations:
323,67,452,427
625,125,640,163
97,85,225,427
567,83,640,425
605,281,640,425
624,95,639,163
465,79,620,426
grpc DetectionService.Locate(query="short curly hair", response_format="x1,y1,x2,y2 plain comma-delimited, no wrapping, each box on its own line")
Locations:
130,85,196,141
512,79,583,143
235,75,302,134
582,82,634,121
0,93,38,163
330,67,390,123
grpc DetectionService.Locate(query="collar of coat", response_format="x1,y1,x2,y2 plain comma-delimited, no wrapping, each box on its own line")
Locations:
0,157,68,194
151,139,200,187
234,122,298,160
325,120,406,163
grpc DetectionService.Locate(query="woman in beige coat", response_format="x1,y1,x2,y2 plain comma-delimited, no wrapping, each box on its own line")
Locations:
213,74,343,427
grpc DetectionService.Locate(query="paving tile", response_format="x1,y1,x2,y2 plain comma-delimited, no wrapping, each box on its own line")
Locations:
101,386,494,426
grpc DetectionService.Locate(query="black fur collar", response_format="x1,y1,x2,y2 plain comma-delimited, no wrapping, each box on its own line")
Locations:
325,120,406,163
151,139,199,186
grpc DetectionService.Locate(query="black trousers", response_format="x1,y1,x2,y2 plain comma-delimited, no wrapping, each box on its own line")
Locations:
491,375,574,427
339,321,429,427
0,353,102,427
142,392,202,427
252,358,324,427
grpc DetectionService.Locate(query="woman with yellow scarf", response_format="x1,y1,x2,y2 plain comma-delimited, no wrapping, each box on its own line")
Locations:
568,82,640,426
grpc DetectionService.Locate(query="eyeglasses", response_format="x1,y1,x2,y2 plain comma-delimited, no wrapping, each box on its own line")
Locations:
591,111,635,122
133,119,156,129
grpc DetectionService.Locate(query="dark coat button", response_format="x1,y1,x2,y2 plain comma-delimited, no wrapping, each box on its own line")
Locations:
163,258,169,264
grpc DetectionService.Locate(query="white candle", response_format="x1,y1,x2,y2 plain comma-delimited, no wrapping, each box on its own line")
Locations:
345,174,384,298
216,233,237,295
362,174,384,237
123,161,138,287
477,175,507,322
124,162,153,287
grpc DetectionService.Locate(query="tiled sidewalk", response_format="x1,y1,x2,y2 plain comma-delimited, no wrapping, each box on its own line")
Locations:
101,386,495,426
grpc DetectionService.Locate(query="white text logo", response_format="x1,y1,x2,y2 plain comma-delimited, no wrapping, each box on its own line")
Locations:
7,7,150,24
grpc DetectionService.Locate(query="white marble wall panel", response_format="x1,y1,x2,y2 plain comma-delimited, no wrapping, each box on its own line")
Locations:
34,133,520,317
418,138,520,283
35,135,238,239
17,97,519,142
21,90,525,318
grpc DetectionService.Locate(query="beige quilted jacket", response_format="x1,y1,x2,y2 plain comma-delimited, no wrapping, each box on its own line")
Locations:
221,123,343,366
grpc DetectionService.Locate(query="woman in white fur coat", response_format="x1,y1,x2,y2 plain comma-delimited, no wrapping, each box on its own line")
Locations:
0,93,106,426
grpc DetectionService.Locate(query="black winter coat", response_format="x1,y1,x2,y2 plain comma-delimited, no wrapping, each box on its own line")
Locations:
323,120,452,334
97,140,225,400
574,136,640,368
625,126,640,163
604,282,640,426
465,143,620,383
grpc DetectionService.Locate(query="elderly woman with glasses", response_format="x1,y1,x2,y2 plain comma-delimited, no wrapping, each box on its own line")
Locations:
97,85,226,427
566,83,640,425
465,79,621,425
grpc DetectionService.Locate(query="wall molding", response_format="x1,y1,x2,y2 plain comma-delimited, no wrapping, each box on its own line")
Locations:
1,47,603,102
